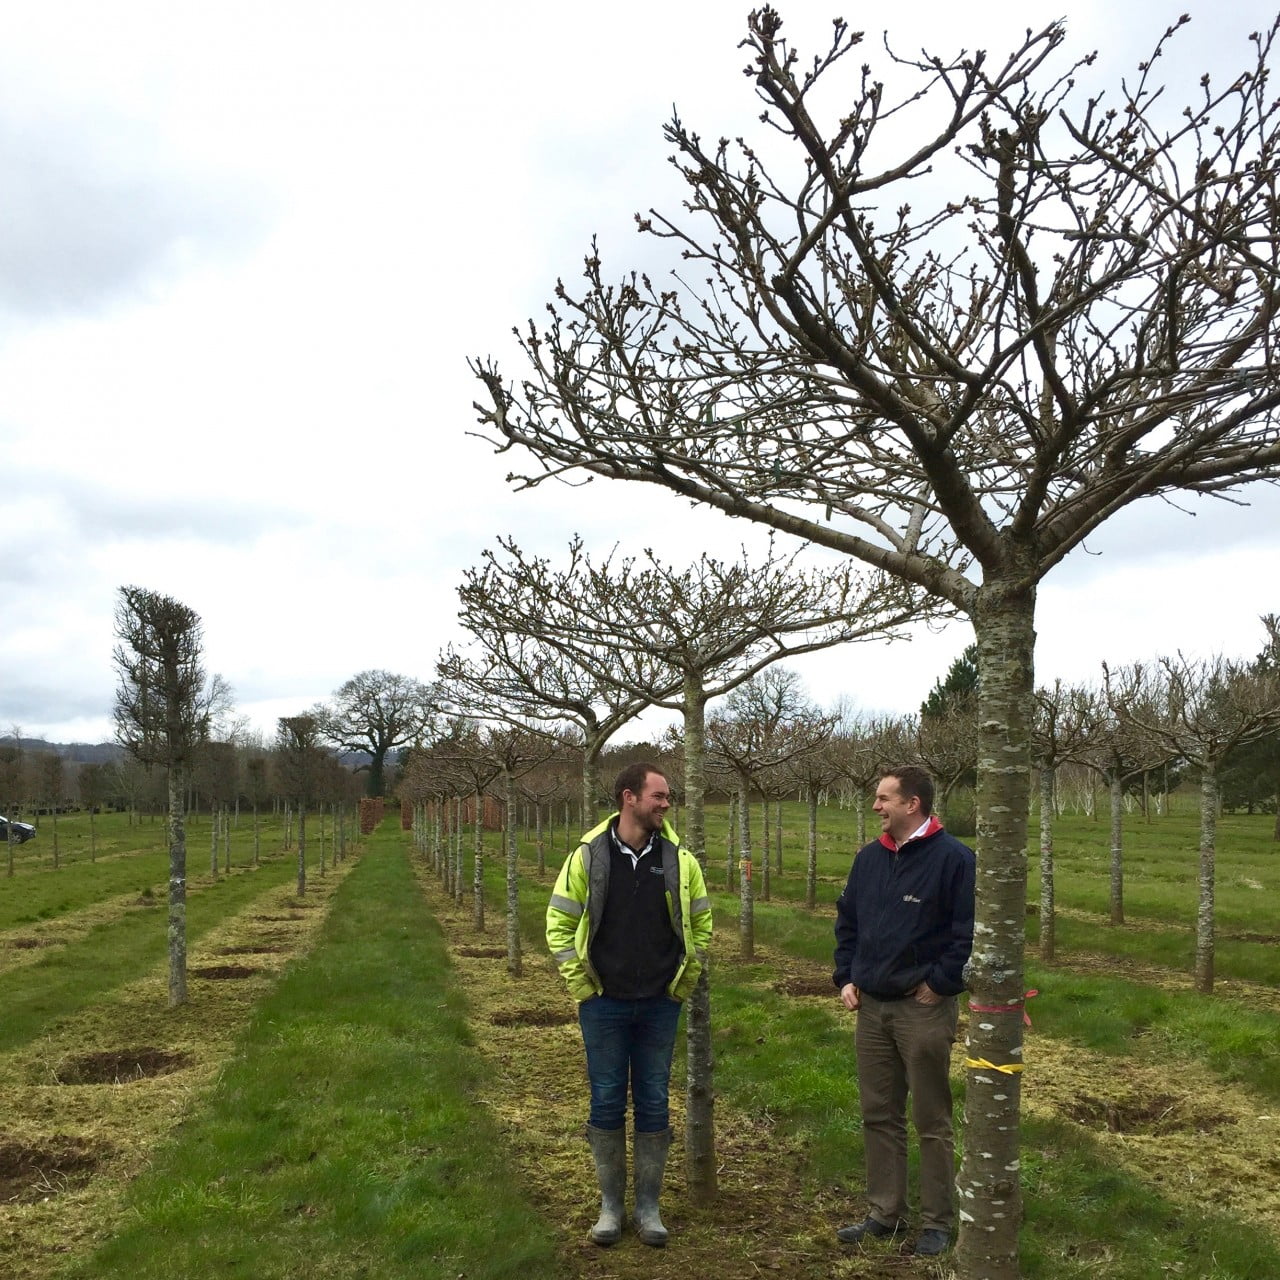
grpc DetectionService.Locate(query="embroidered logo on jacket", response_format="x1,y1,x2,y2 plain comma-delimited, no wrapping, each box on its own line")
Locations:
902,894,922,904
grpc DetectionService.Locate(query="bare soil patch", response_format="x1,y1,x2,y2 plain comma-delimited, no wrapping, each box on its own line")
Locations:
455,944,508,959
1062,1090,1236,1136
489,1008,576,1028
775,974,839,998
57,1048,193,1086
0,1136,105,1204
190,965,258,980
7,938,58,950
214,944,286,955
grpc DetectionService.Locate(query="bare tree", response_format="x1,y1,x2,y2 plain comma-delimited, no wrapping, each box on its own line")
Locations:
1089,667,1175,925
276,715,324,896
473,13,1280,1267
243,755,270,867
707,668,831,958
113,586,216,1006
77,761,111,862
785,730,844,910
320,670,436,798
1107,638,1280,992
35,751,64,869
1031,681,1099,962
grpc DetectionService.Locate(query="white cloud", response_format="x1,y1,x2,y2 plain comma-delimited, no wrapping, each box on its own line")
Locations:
1,0,1276,745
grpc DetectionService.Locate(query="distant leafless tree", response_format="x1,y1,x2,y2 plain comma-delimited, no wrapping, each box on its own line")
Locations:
1107,635,1280,992
319,670,436,798
1031,682,1099,962
276,714,325,897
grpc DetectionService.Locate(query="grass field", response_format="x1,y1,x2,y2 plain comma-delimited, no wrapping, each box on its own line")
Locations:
1,800,1277,1278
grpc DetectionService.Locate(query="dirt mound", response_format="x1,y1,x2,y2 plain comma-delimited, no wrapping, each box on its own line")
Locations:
214,944,285,955
1063,1091,1236,1137
191,965,258,980
57,1048,193,1085
489,1008,576,1027
774,975,838,998
455,945,508,959
6,937,57,950
0,1136,105,1203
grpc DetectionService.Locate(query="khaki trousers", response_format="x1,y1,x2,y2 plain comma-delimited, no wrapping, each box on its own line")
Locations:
854,992,959,1232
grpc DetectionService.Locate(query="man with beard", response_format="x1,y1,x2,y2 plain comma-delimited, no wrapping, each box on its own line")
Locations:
547,762,712,1248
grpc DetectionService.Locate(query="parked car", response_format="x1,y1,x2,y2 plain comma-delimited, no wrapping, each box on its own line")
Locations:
0,815,36,843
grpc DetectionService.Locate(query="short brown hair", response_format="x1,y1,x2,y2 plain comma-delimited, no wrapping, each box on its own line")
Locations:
882,766,935,816
614,762,664,809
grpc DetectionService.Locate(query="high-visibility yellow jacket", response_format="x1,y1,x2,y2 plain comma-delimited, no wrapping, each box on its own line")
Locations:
546,815,713,1002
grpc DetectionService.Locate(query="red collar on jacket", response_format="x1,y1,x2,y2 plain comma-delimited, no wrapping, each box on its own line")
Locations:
878,814,944,852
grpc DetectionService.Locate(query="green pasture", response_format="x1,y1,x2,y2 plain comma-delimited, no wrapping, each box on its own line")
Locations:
1,801,1277,1278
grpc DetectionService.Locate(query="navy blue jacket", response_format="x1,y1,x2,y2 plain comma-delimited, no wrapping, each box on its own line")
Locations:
832,823,975,999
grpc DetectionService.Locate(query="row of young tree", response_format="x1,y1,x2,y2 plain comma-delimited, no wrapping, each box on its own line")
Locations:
403,496,1278,1242
463,9,1280,1272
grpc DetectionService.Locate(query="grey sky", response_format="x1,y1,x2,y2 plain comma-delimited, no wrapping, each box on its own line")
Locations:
1,1,1276,745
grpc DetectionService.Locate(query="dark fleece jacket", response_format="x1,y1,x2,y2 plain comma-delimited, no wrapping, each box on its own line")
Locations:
832,824,975,999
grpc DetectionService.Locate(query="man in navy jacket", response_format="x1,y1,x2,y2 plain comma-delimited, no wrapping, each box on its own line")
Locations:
832,765,975,1258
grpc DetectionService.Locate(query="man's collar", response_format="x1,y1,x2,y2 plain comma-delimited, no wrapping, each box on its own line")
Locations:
610,818,656,859
880,814,944,852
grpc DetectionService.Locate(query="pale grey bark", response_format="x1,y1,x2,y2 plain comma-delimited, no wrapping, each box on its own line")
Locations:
1038,767,1056,963
1197,765,1219,994
296,804,306,897
1109,776,1125,926
167,765,188,1007
725,793,736,892
805,784,819,911
759,797,770,903
473,788,484,930
504,770,521,977
736,770,754,961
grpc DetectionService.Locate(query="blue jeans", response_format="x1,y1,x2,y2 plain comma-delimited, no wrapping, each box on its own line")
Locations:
578,994,683,1132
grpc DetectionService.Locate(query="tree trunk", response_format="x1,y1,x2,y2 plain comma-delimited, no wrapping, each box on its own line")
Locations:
680,675,717,1204
89,809,98,862
319,805,327,876
725,793,736,891
223,805,231,872
806,784,818,910
1109,773,1124,925
1038,765,1056,964
454,796,465,904
367,749,386,799
775,797,783,875
252,801,260,868
759,797,770,903
50,809,59,870
210,807,219,878
535,802,546,877
473,788,485,931
954,587,1034,1280
166,765,188,1007
855,785,867,848
296,803,307,896
504,771,521,976
1196,762,1219,994
737,771,754,960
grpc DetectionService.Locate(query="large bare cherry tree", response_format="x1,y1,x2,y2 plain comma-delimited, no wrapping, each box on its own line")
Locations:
473,10,1280,1273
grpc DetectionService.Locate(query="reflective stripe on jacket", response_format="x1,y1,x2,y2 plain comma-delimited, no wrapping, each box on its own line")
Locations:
546,814,713,1002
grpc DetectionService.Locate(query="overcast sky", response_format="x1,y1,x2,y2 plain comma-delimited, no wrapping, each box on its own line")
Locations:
1,0,1277,747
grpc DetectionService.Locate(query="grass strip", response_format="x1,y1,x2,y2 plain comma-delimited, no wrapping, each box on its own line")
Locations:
65,822,559,1280
0,853,311,1055
451,841,1280,1278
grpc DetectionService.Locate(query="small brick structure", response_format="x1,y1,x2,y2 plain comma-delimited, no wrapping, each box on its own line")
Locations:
358,797,385,835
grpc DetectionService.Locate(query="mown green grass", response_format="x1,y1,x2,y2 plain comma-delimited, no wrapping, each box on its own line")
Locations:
0,844,304,1055
65,821,559,1280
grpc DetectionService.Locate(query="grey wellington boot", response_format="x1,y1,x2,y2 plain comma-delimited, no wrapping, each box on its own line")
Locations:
631,1127,672,1247
585,1124,626,1246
